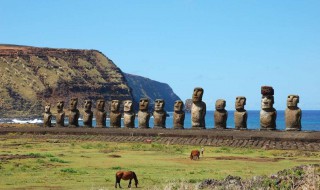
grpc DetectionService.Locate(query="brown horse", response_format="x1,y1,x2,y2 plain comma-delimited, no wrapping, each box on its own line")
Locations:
190,150,200,160
115,171,138,188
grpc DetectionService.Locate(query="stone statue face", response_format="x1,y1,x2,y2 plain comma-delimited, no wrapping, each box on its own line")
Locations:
57,101,64,111
111,100,120,112
96,99,105,111
45,104,51,113
84,100,92,111
154,99,165,111
261,95,274,109
215,99,226,111
174,100,184,112
235,96,246,110
287,95,299,108
139,98,149,111
123,100,133,112
192,87,203,102
70,98,78,110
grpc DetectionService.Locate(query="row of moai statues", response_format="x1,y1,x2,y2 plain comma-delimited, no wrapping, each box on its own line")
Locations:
191,86,301,131
43,97,185,129
44,86,301,130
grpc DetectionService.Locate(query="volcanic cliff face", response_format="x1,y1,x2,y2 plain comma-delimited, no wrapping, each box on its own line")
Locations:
124,73,181,112
0,45,181,118
0,45,132,117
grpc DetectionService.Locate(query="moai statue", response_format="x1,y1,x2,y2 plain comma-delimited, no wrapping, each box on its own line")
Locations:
110,100,121,128
173,100,185,129
191,87,206,129
123,100,135,128
56,100,65,127
234,96,247,129
214,99,228,129
43,103,52,127
153,99,167,128
83,100,93,127
138,98,150,128
260,86,277,130
68,97,80,127
96,99,107,128
285,95,302,131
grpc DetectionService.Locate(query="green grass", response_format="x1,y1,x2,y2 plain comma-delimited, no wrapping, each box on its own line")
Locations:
0,137,319,190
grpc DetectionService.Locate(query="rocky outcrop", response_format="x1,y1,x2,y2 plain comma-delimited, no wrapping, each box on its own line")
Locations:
124,73,181,111
0,45,132,117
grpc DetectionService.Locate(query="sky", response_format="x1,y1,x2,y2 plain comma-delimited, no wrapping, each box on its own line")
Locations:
1,0,320,110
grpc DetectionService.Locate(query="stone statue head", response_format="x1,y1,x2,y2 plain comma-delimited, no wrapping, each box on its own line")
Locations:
69,98,78,111
96,99,105,111
45,103,51,113
215,99,226,111
287,95,299,108
84,100,92,111
111,100,120,112
192,87,204,102
139,98,149,111
174,100,184,112
57,101,64,112
235,96,246,111
154,99,165,111
261,95,274,109
123,100,133,112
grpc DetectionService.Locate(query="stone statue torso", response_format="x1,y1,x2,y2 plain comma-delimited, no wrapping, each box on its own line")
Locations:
96,110,107,127
214,110,228,129
110,111,122,128
56,112,65,127
153,111,166,128
83,110,93,127
260,109,277,130
173,111,185,129
138,111,150,128
234,111,247,129
43,113,52,127
285,108,301,130
123,112,135,128
68,109,80,127
191,102,206,129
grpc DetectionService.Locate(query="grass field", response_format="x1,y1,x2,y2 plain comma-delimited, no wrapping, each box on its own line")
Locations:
0,136,319,190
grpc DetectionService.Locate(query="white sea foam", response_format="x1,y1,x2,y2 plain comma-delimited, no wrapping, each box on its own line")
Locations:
12,119,43,124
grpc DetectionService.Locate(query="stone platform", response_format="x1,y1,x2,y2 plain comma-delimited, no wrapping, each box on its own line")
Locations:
0,125,319,151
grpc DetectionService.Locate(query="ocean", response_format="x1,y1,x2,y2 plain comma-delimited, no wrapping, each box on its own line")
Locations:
1,110,319,131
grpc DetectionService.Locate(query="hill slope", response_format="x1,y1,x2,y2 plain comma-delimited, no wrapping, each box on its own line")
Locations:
124,73,181,111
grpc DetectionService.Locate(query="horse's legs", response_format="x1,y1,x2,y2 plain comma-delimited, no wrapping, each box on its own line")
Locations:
115,177,122,188
128,179,132,188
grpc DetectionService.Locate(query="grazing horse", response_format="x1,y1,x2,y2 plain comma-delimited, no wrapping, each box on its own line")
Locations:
190,150,200,160
115,171,138,188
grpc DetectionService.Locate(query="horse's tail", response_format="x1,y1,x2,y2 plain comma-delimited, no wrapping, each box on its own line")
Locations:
132,171,138,185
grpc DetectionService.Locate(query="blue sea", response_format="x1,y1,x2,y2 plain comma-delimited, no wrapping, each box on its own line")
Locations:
2,110,319,131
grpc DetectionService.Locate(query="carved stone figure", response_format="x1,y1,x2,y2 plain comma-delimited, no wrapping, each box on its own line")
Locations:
68,97,80,127
260,86,277,130
285,95,302,131
234,96,247,129
138,98,150,128
123,100,135,128
173,100,185,129
83,100,93,127
96,99,107,128
214,99,228,129
191,87,206,129
110,100,121,128
43,103,52,127
153,99,167,128
56,100,65,127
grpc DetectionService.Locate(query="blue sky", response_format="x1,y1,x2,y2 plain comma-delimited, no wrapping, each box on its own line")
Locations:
1,1,320,110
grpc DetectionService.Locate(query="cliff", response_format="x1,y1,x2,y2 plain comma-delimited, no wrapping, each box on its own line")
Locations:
0,45,131,117
124,73,181,111
0,45,181,117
